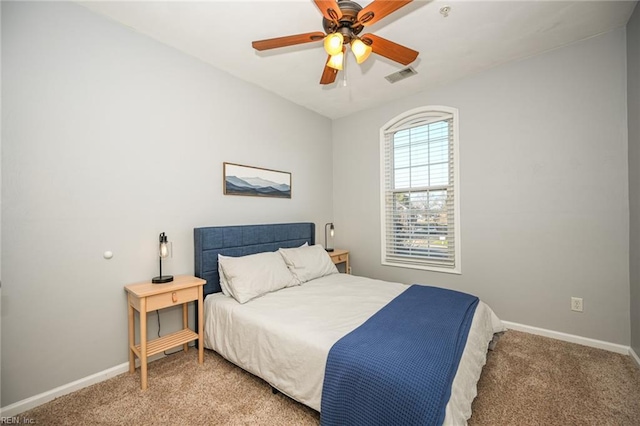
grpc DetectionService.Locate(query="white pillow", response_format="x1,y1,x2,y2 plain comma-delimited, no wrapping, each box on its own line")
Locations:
217,258,234,298
278,244,338,283
218,243,307,297
218,252,299,304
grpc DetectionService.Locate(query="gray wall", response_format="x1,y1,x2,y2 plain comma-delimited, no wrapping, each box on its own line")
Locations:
1,2,332,406
628,4,640,356
333,28,630,345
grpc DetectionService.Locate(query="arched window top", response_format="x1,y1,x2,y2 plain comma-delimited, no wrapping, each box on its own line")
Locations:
383,106,457,134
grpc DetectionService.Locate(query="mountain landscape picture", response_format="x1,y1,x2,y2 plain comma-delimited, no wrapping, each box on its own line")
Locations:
224,163,291,199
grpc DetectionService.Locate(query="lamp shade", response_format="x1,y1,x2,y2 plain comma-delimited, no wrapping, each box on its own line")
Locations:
327,52,344,70
351,39,372,64
159,242,170,258
324,32,344,56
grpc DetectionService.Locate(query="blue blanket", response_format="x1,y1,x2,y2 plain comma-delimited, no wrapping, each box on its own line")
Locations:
320,285,479,426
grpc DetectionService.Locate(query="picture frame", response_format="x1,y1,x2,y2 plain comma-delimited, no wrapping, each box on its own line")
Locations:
223,162,291,199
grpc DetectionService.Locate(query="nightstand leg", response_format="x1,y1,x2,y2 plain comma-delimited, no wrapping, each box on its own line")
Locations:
128,300,135,373
140,298,148,391
182,303,189,353
198,285,204,364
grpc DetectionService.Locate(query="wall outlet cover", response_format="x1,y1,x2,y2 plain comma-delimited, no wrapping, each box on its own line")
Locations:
571,297,584,312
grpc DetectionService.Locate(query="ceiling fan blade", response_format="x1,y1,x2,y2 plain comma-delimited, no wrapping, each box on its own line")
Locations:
361,33,418,65
357,0,412,27
320,55,339,85
314,0,343,22
252,32,326,51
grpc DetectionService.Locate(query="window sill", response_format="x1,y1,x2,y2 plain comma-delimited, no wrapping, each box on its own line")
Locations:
382,261,461,275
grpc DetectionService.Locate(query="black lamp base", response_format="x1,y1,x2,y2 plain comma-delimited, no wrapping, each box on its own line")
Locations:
325,248,334,252
152,275,174,284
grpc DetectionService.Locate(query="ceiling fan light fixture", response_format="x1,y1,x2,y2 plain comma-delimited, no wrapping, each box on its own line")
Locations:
351,38,372,64
251,0,417,86
324,32,344,56
327,52,344,70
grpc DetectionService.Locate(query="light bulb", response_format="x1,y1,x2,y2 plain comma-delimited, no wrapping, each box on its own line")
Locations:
351,39,372,64
324,33,344,56
327,52,344,70
159,242,169,258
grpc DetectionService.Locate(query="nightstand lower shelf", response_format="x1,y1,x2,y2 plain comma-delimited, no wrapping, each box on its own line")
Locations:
131,329,199,358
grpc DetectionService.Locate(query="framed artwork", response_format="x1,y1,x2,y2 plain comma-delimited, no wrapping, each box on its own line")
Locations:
223,162,291,199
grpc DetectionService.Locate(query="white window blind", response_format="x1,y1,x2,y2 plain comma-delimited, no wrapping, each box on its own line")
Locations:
380,107,461,274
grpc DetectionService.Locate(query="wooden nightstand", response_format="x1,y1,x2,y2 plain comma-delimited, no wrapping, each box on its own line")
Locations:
125,275,206,390
329,249,350,274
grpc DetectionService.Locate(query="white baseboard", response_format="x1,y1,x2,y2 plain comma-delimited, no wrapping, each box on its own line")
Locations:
630,347,640,368
502,321,630,355
0,362,130,418
0,350,174,418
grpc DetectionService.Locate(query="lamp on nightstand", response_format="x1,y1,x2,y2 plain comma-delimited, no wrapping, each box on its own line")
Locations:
152,232,174,284
324,223,335,252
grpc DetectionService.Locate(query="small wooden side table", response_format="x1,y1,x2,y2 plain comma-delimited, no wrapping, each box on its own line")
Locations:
329,249,350,274
124,275,206,390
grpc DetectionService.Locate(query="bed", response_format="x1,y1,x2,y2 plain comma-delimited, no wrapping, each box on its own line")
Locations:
194,222,503,425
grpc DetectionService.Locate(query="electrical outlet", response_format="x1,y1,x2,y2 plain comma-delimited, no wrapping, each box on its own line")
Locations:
571,297,583,312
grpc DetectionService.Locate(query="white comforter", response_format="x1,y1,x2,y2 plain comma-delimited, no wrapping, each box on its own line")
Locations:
204,273,503,425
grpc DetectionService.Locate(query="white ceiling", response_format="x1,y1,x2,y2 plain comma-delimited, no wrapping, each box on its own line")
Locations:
79,1,637,119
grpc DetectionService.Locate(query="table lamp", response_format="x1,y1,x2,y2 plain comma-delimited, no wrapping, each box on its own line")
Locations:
152,232,174,284
325,223,335,252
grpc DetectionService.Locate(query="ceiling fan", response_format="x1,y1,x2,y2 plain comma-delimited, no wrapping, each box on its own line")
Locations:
251,0,419,85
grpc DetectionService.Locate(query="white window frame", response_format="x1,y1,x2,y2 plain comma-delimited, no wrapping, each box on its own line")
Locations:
379,105,461,274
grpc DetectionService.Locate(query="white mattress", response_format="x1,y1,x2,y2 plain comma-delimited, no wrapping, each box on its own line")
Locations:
204,273,503,425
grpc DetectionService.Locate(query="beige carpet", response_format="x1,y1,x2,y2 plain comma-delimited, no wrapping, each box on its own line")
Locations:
19,330,640,425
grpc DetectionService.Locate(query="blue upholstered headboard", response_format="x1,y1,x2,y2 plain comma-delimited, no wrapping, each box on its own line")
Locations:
194,222,316,297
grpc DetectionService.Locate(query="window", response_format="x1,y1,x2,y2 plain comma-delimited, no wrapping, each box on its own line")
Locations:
380,106,460,274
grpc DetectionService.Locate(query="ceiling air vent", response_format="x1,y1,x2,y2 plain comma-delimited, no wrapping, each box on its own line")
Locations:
385,66,417,84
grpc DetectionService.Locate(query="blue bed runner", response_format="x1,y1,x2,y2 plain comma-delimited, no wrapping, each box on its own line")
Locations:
320,285,479,426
